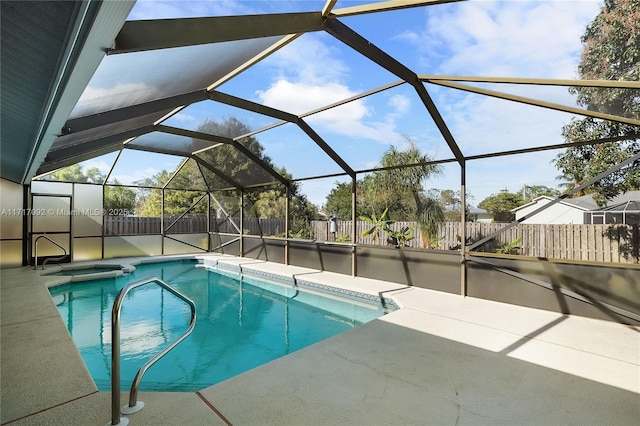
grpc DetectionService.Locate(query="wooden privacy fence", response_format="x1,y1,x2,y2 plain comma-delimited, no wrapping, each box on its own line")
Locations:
311,220,639,264
103,216,638,263
312,220,425,247
105,215,163,235
440,222,639,263
104,215,285,236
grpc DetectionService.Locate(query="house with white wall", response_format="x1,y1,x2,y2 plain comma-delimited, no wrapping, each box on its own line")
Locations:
513,191,640,224
469,207,493,223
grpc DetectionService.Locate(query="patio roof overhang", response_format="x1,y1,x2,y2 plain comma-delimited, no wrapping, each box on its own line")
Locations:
0,0,136,184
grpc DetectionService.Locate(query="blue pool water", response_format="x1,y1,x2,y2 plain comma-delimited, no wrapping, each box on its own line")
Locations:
49,260,384,392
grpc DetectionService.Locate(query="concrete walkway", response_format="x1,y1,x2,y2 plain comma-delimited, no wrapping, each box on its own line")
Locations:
1,254,638,425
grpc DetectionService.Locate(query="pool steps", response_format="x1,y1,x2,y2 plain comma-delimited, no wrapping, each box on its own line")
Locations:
108,276,197,426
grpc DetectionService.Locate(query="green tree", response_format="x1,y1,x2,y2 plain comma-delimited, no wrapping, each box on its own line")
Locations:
375,138,444,247
323,180,371,220
133,117,317,236
360,173,414,220
85,167,105,183
427,188,472,222
287,194,318,238
134,168,227,216
324,181,354,220
45,164,104,183
521,185,561,202
134,163,209,216
196,117,273,189
324,138,444,246
103,179,136,213
416,197,445,247
43,164,137,213
134,170,171,216
133,117,265,216
478,190,524,222
244,170,318,238
555,162,592,197
194,118,316,234
553,0,640,205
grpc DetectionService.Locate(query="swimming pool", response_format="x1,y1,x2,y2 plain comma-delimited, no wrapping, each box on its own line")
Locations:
49,260,386,392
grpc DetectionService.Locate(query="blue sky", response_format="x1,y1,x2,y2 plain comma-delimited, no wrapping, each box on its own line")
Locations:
79,0,603,208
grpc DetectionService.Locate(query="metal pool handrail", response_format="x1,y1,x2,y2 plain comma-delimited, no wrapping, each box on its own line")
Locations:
108,277,196,426
34,235,67,270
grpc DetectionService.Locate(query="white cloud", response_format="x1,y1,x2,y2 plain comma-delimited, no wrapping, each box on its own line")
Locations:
263,35,348,85
386,94,411,123
258,79,365,117
259,79,403,144
399,1,602,203
256,35,408,145
435,89,575,156
389,94,411,114
115,1,602,208
172,112,198,123
414,1,600,78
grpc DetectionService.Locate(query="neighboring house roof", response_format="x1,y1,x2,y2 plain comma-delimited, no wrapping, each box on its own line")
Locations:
511,196,594,213
597,200,640,212
512,191,640,213
469,207,490,215
557,194,599,210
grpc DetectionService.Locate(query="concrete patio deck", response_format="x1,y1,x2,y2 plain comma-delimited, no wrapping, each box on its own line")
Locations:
1,254,638,425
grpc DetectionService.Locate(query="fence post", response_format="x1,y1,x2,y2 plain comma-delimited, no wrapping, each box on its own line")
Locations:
633,224,639,264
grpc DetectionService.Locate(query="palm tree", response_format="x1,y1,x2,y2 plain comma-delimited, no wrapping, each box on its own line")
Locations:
416,197,445,248
554,170,590,197
552,151,593,197
377,137,444,248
